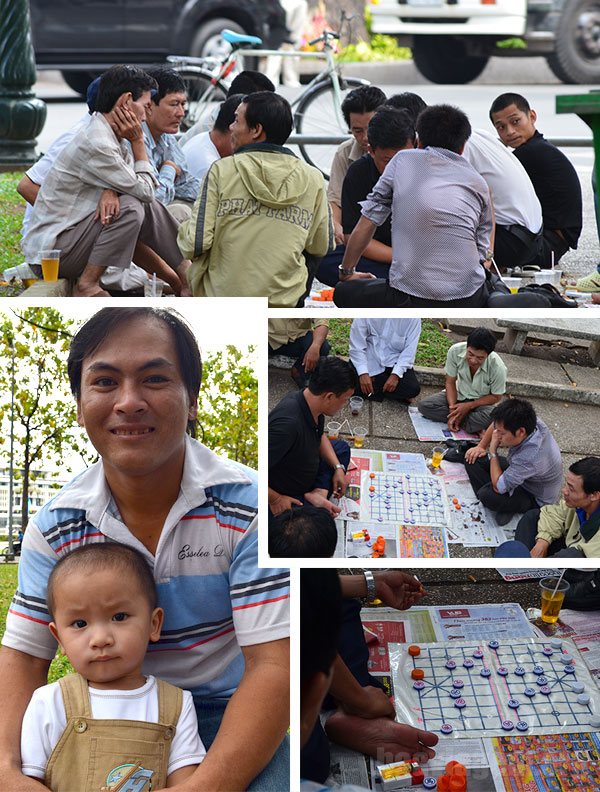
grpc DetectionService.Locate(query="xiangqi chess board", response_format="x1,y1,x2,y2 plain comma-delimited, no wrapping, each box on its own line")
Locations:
389,638,600,738
359,471,451,527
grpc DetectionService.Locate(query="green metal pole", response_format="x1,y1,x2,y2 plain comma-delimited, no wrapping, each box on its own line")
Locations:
0,0,47,170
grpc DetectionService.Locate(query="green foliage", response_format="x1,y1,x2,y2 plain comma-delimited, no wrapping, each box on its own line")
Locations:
0,172,26,283
326,319,452,367
48,651,74,683
337,34,411,63
197,345,258,469
0,309,96,528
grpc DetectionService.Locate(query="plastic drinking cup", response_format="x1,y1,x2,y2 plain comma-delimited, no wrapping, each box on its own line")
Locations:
353,426,367,448
539,576,570,623
40,250,60,282
431,446,445,468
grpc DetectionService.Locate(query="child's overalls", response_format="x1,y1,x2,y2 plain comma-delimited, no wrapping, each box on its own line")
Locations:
45,673,182,792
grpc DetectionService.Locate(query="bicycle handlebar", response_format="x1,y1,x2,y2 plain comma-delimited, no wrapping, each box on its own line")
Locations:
308,30,340,47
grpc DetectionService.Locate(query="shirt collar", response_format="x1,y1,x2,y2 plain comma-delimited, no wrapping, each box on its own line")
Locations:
49,434,252,529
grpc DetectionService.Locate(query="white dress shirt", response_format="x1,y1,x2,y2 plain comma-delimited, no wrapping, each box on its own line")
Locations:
349,319,421,378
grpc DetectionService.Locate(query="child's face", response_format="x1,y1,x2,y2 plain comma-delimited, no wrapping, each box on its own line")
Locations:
49,567,163,690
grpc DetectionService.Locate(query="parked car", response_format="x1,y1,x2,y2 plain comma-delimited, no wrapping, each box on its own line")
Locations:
30,0,287,95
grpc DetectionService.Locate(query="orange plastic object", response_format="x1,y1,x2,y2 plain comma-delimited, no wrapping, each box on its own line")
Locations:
369,485,376,492
455,504,462,510
411,767,425,784
446,761,466,775
369,472,376,479
452,498,459,504
437,777,451,792
411,668,425,680
408,645,421,657
313,288,335,301
449,778,466,792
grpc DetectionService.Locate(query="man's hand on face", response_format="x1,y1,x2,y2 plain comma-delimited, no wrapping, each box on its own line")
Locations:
269,493,303,515
109,103,144,142
489,429,502,455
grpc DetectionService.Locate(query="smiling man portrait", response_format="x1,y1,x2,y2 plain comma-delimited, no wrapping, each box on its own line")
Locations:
0,307,290,792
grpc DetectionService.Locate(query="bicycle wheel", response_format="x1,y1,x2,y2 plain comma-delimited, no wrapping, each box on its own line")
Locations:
176,68,228,134
294,77,368,179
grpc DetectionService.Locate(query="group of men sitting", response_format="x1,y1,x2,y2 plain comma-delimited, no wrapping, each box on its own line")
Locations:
19,68,596,304
268,319,600,558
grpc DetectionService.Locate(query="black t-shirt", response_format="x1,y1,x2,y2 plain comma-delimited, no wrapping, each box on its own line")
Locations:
268,390,324,498
513,131,582,248
342,154,392,247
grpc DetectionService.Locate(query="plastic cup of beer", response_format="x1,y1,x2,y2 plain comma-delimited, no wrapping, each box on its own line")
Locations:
353,426,367,448
143,278,165,297
40,250,60,282
431,446,445,469
326,421,341,440
539,576,570,623
349,396,364,416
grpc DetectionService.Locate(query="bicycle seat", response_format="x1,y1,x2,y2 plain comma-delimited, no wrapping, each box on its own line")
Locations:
221,29,263,47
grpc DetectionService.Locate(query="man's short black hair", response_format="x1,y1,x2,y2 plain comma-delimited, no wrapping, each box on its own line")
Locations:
491,398,537,436
95,65,157,113
386,92,427,124
47,543,157,618
341,85,387,128
301,569,342,683
242,91,293,145
368,107,415,151
144,66,187,104
416,104,471,154
569,457,600,495
489,92,531,121
228,70,276,97
269,505,337,558
307,357,358,397
214,94,244,133
466,327,497,355
68,309,202,433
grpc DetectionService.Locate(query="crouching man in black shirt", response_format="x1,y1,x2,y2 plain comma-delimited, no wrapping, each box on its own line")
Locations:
268,357,358,517
489,92,582,269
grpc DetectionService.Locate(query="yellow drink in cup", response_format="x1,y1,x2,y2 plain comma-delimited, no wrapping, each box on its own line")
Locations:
40,249,60,282
431,446,444,468
353,426,367,448
539,577,570,624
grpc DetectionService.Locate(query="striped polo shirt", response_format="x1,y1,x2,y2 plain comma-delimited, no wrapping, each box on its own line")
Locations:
2,436,289,700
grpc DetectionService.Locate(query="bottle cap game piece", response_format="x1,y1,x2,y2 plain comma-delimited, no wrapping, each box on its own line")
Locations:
409,645,421,657
589,715,600,728
414,680,426,690
508,699,520,709
571,682,585,693
473,649,484,659
524,687,536,697
454,698,466,709
489,640,499,649
516,721,528,731
440,723,453,734
497,667,509,676
452,679,464,688
463,659,474,668
450,689,462,699
369,486,375,492
559,654,573,665
369,472,375,478
533,665,544,675
480,668,491,677
540,686,551,695
445,660,457,670
423,779,437,789
550,638,563,649
536,676,548,685
412,668,425,680
502,720,514,731
542,647,554,656
564,665,576,674
578,693,591,705
514,666,526,676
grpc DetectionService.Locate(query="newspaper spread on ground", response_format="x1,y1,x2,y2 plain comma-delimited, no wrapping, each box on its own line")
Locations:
408,405,480,441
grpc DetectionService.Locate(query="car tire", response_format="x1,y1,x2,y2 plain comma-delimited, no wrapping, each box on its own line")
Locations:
546,0,600,83
189,18,248,60
412,36,489,84
61,70,100,97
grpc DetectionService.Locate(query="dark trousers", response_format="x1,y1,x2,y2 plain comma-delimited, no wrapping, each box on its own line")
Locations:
494,224,542,271
312,439,351,493
465,455,538,515
515,509,585,558
357,367,420,403
528,228,570,269
316,244,391,287
300,598,384,783
269,334,331,381
334,278,488,308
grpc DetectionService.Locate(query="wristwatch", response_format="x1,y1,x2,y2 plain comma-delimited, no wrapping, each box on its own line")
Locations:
485,249,494,261
338,263,356,278
489,452,498,459
333,462,346,472
361,570,377,606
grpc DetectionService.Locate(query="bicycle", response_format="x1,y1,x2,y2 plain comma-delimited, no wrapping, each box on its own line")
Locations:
167,17,369,178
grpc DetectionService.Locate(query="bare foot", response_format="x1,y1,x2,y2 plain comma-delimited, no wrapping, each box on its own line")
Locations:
73,282,111,297
592,293,600,305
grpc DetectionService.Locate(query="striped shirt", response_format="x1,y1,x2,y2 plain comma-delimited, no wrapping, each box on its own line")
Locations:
2,436,289,700
496,418,563,506
22,113,157,259
142,122,200,205
360,147,492,301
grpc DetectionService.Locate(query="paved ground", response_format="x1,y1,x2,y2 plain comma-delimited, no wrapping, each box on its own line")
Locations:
270,321,600,558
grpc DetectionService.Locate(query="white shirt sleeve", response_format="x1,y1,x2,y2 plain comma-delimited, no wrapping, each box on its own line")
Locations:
391,319,421,378
21,682,67,780
348,319,370,376
168,690,206,775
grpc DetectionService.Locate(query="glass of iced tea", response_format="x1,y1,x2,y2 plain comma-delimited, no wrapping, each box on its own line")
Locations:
539,577,570,624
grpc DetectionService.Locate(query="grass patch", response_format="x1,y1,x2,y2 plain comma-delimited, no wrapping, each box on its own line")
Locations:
0,172,26,296
327,319,452,367
0,564,73,682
